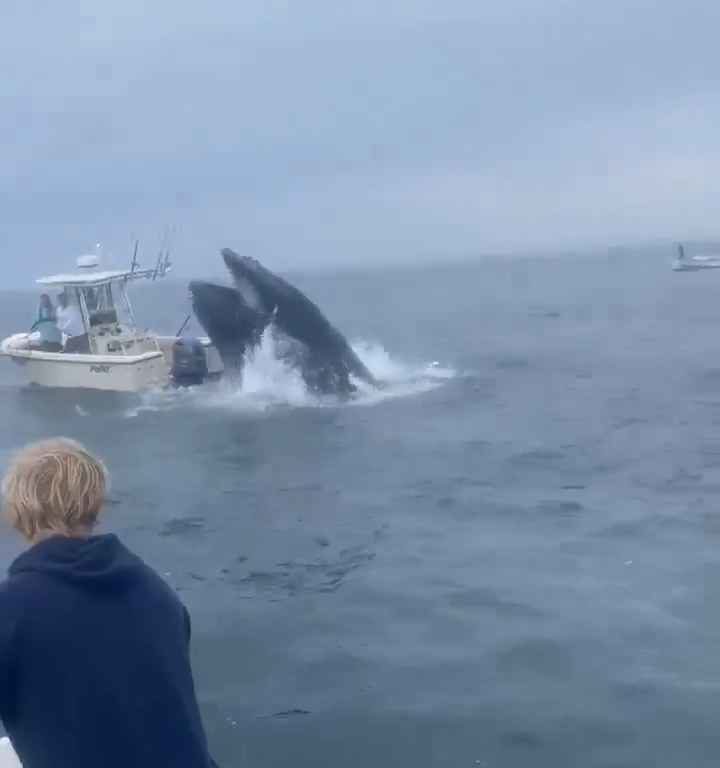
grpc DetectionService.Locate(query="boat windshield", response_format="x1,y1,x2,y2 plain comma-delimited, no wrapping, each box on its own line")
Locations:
83,284,113,312
73,283,134,329
89,282,137,328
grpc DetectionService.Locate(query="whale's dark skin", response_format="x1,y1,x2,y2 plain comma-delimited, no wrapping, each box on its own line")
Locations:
189,280,268,377
221,249,376,392
188,251,378,396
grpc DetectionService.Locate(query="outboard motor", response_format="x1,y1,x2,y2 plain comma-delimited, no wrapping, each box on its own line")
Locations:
171,337,208,387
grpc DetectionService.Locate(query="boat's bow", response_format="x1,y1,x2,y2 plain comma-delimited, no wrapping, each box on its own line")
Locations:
0,333,32,355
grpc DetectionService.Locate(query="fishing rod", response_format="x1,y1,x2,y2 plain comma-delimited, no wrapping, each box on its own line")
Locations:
130,239,139,273
175,313,192,337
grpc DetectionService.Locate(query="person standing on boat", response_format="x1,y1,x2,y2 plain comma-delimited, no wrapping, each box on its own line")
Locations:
0,438,219,768
30,295,62,352
56,290,88,353
36,294,55,324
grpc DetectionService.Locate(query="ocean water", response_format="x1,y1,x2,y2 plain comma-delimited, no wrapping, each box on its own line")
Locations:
1,249,720,766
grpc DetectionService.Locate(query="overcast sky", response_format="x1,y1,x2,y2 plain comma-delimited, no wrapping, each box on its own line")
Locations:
2,0,719,286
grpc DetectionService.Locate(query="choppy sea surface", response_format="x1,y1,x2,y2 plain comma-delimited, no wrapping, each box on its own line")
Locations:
1,249,720,767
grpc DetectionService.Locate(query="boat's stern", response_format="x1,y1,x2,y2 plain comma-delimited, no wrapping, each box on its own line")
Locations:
156,335,224,384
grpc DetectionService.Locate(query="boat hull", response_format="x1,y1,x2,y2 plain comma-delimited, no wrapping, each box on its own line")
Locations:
1,332,224,393
2,349,168,393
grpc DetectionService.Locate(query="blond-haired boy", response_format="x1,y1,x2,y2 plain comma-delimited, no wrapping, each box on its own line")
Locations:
0,438,217,768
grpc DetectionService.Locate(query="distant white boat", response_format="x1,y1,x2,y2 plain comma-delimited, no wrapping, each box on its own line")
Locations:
672,243,720,271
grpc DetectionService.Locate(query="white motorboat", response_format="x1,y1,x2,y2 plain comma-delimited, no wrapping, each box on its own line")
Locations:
672,242,720,272
0,252,222,393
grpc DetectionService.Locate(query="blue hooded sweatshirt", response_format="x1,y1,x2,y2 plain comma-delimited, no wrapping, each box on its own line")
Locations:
0,534,215,768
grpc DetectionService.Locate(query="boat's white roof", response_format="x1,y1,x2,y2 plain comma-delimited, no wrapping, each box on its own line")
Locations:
37,270,133,287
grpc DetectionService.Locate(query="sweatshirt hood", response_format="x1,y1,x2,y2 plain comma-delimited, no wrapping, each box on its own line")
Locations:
9,534,144,590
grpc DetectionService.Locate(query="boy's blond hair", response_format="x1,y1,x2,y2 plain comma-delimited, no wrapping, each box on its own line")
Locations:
1,438,108,540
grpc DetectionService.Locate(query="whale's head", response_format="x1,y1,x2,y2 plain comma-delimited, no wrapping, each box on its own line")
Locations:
221,248,299,314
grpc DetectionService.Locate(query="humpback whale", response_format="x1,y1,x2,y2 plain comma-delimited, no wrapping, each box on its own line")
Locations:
189,280,268,376
189,250,377,395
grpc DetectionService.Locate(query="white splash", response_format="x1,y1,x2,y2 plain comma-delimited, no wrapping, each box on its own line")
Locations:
124,332,455,417
347,340,456,406
201,328,312,411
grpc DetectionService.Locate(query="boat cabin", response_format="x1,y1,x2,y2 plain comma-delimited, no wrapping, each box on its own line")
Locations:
34,255,166,357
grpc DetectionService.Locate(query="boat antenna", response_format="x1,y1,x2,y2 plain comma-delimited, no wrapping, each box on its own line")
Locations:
164,225,175,275
152,226,175,280
130,239,140,274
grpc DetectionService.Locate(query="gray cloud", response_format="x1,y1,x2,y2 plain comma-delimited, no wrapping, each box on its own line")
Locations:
2,0,719,285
